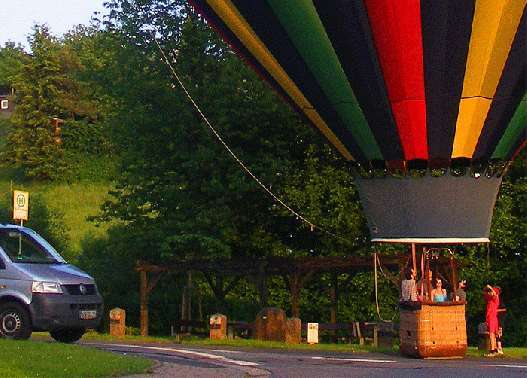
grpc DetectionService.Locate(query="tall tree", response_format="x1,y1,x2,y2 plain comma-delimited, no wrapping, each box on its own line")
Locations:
0,42,25,133
0,42,25,91
1,26,71,180
1,25,112,180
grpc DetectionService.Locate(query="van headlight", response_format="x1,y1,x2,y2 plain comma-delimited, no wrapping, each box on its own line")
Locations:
32,281,63,294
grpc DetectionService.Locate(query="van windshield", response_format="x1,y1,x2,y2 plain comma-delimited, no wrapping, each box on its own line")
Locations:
0,230,61,264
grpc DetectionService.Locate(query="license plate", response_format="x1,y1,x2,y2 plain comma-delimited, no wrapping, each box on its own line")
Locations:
79,310,97,320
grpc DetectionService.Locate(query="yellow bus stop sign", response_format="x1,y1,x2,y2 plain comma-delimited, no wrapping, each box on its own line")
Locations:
13,190,29,221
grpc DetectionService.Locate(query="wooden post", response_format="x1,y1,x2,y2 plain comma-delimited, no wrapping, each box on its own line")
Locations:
215,275,224,313
411,243,417,274
425,258,432,301
450,253,458,301
140,270,148,337
259,261,268,307
283,269,313,319
290,272,300,319
136,261,166,338
187,271,192,321
329,273,338,324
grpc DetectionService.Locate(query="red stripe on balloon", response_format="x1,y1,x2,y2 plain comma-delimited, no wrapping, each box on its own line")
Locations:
364,0,428,160
392,100,428,160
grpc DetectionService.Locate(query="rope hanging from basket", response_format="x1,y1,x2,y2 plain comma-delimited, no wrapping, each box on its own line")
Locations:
374,252,379,315
373,252,396,322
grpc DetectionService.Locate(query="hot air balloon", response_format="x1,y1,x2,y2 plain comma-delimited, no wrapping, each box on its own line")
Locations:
183,0,526,359
187,0,526,244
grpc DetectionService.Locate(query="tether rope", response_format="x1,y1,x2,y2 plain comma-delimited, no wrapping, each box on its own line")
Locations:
152,35,354,245
153,36,400,319
374,252,397,322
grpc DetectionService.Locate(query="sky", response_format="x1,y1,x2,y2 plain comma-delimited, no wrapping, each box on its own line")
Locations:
0,0,110,50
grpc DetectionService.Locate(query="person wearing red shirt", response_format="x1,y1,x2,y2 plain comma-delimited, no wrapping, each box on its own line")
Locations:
484,285,500,357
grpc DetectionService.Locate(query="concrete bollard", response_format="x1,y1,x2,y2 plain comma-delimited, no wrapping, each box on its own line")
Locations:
254,307,286,342
109,308,126,338
285,317,301,344
209,314,227,340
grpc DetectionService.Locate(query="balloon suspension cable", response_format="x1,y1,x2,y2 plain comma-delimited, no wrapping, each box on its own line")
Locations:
151,35,353,245
373,251,395,322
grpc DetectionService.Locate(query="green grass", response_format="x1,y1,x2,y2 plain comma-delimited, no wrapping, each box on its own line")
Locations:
5,332,523,378
82,331,398,353
38,182,117,253
465,347,527,359
0,338,153,378
0,175,116,255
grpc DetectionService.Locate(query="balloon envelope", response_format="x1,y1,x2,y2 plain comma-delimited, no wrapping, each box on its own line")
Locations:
187,0,527,243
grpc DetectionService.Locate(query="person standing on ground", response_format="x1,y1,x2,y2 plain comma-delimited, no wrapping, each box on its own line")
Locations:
495,286,506,355
484,285,500,357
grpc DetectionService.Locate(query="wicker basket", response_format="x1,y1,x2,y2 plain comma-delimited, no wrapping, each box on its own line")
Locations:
399,302,467,358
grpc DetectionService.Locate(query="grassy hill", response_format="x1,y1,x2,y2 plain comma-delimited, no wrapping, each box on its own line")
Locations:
0,173,115,257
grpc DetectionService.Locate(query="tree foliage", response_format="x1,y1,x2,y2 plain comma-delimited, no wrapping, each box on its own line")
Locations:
1,26,71,180
0,42,25,91
1,25,115,181
1,1,523,345
90,3,321,267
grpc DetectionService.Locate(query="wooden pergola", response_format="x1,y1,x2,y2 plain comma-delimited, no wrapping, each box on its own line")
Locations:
135,253,465,337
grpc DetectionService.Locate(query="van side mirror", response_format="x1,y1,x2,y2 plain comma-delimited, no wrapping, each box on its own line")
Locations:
0,258,5,269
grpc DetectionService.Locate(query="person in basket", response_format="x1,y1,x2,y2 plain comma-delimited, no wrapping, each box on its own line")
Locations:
431,279,447,302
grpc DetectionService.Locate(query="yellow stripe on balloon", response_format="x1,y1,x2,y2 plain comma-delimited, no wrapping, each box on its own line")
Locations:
453,98,493,156
452,0,526,158
206,0,354,161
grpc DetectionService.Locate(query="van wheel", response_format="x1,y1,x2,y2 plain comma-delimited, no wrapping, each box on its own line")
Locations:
0,302,32,340
50,328,85,343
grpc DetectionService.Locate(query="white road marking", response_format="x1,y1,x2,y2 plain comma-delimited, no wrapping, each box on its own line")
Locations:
484,364,527,369
109,343,260,367
312,356,396,363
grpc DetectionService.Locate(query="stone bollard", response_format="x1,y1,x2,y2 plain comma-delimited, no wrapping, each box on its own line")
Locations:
478,322,490,350
209,314,227,340
254,307,286,342
285,317,301,344
377,321,395,348
109,308,126,338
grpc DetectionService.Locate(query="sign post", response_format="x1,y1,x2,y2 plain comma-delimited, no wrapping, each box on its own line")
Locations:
13,190,29,226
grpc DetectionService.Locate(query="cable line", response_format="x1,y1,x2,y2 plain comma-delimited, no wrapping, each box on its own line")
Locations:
152,35,354,246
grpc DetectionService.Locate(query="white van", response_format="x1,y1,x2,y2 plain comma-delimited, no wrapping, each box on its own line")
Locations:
0,224,103,342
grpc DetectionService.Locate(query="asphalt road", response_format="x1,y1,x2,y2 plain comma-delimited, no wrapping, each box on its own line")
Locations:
78,340,527,378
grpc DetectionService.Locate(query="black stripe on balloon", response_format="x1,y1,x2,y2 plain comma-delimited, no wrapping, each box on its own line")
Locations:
313,0,404,162
187,0,299,113
188,1,355,161
421,0,476,159
229,0,369,164
474,7,527,160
